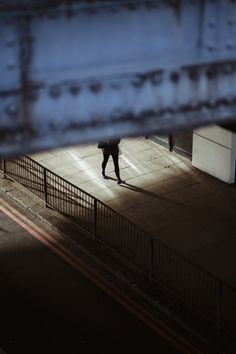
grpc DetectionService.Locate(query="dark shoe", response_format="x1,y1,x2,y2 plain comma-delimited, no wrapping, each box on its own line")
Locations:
102,171,108,179
117,179,125,184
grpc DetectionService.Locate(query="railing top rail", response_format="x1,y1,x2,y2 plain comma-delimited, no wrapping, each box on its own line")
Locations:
2,156,236,294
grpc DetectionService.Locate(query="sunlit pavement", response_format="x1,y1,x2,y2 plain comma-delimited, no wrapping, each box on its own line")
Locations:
32,137,236,288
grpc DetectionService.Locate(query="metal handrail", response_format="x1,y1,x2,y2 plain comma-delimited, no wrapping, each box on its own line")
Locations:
1,156,236,338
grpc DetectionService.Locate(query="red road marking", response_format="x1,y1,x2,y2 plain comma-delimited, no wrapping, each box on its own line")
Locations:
0,197,202,354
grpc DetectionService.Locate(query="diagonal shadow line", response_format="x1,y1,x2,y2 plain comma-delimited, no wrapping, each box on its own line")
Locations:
118,182,187,210
105,176,172,202
119,182,166,199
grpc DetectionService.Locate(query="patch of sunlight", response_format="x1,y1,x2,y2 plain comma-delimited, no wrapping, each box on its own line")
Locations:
76,159,115,197
121,151,149,174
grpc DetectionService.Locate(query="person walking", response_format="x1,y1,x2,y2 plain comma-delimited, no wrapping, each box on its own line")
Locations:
98,139,125,184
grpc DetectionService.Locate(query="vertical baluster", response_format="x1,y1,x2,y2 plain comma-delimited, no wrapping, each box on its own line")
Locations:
93,199,97,241
43,169,48,207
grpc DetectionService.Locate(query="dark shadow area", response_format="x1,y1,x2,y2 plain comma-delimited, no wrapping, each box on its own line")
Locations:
120,181,164,199
2,157,236,351
0,229,179,354
118,181,184,209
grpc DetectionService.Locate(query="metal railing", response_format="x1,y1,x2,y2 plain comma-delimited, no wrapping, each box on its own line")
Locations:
1,156,236,338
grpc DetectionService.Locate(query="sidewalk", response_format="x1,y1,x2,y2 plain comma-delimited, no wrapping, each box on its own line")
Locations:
31,137,236,288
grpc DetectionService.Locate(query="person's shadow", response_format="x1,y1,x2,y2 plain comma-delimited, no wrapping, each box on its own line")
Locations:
105,176,170,202
119,181,165,200
105,177,196,214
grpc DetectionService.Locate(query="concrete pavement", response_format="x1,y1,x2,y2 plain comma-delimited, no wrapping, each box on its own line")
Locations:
31,137,236,288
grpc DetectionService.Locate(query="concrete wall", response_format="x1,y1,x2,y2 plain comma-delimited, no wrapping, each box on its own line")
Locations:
192,125,236,184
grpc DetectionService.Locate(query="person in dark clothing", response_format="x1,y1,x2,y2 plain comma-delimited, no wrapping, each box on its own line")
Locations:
100,139,125,184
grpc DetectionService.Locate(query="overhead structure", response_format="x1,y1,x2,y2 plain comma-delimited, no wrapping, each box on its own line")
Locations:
0,0,236,157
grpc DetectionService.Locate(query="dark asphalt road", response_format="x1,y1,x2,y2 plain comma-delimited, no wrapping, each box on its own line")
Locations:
0,199,180,354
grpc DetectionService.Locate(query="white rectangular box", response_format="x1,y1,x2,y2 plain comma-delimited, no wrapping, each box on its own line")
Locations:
192,126,236,184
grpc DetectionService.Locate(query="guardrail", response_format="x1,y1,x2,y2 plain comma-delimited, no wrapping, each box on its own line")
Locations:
1,156,236,339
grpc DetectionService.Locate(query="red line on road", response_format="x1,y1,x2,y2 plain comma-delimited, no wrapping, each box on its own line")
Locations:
0,198,202,354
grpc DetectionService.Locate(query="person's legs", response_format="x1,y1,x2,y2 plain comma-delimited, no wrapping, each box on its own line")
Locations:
102,153,109,178
112,154,120,178
112,154,125,184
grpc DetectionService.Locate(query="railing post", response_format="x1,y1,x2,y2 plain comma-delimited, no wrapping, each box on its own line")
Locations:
2,159,6,179
149,238,154,282
93,199,97,241
216,280,223,330
43,168,48,207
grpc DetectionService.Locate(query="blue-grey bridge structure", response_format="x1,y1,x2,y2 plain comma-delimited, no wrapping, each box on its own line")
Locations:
0,0,236,157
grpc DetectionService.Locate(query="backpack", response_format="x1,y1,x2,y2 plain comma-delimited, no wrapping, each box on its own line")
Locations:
98,141,107,149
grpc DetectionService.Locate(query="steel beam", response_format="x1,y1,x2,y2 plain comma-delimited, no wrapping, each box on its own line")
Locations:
0,0,236,157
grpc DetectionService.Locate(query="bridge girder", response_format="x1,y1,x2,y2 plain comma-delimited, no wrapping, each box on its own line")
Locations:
0,0,236,156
